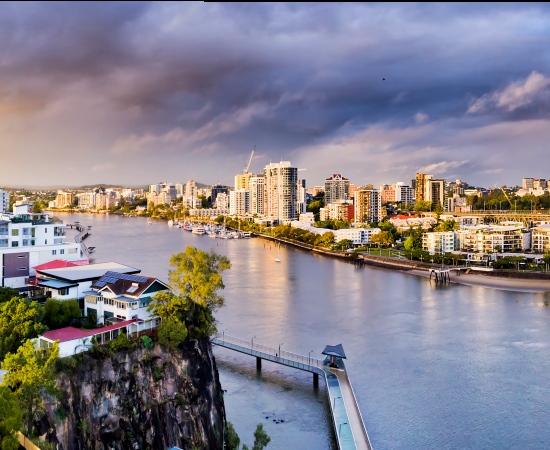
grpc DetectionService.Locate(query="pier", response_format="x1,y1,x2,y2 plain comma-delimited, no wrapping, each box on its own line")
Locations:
66,222,95,256
211,334,373,450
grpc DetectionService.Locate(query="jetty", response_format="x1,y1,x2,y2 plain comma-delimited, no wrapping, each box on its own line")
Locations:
212,334,373,450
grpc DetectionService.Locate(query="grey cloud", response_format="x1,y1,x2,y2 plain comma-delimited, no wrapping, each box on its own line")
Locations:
1,3,550,186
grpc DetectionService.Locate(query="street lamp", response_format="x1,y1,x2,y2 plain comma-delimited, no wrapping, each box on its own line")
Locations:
308,350,313,366
278,343,283,358
251,335,256,350
222,329,228,344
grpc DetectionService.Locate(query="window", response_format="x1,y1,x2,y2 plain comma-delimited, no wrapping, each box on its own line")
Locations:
60,249,65,254
0,239,7,247
52,250,56,255
11,242,18,247
58,288,69,296
11,229,18,236
22,239,29,246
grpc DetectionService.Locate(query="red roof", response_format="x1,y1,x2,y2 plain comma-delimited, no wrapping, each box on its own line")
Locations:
34,259,90,271
41,319,141,343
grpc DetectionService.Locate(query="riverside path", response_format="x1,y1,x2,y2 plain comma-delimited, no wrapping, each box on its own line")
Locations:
211,333,373,450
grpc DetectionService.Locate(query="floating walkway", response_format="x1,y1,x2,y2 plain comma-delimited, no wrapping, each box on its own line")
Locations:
211,334,373,450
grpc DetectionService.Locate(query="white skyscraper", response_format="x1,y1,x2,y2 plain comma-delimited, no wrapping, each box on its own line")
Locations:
249,176,265,216
0,190,10,213
264,161,298,223
229,189,250,216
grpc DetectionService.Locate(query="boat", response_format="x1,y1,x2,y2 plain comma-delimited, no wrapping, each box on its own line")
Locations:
242,232,251,238
192,226,206,235
275,243,281,262
168,220,174,226
148,222,152,226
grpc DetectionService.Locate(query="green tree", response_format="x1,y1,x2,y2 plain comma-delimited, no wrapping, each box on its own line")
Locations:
43,299,81,330
403,225,423,251
0,385,23,450
225,422,241,450
0,287,18,304
168,247,231,311
243,423,270,450
157,318,188,348
314,232,335,248
543,253,550,266
413,200,432,212
370,230,395,248
433,220,459,232
2,340,59,435
0,298,46,360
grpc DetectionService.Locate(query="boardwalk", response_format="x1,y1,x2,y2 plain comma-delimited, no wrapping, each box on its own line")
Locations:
212,334,373,450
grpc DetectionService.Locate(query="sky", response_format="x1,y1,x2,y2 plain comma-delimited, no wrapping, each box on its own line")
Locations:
1,2,550,189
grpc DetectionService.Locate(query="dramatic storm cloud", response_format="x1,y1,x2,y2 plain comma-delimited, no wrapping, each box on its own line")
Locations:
1,2,550,188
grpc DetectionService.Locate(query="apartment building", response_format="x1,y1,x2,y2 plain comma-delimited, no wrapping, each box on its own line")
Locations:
455,225,531,253
264,161,298,223
0,204,85,288
415,173,446,209
354,186,381,224
0,190,9,213
333,227,381,247
56,191,75,208
532,225,550,253
249,176,265,215
229,189,250,216
325,174,350,205
422,231,456,255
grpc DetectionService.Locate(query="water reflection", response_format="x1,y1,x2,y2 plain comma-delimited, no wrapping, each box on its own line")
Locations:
58,213,550,450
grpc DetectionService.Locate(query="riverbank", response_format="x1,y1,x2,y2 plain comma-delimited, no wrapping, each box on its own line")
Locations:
255,233,550,293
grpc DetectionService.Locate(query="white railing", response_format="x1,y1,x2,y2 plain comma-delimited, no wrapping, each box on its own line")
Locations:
213,333,324,368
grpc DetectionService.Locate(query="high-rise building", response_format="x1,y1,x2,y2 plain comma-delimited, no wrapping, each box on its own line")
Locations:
249,176,265,216
534,178,547,190
0,190,10,213
522,178,534,190
56,191,75,208
416,173,446,209
229,189,250,216
264,161,298,223
324,174,350,205
297,179,307,214
211,185,229,206
235,173,253,191
392,183,413,207
354,186,381,224
216,192,229,210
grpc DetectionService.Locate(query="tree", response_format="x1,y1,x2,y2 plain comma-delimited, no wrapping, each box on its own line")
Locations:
168,246,231,311
43,299,81,330
433,219,459,232
413,200,432,212
0,298,47,360
2,340,59,435
157,318,188,348
225,422,241,450
244,424,270,450
0,287,18,304
0,386,23,450
370,230,394,248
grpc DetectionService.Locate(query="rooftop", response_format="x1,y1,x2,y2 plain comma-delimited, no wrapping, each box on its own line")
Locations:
41,319,141,343
36,262,141,282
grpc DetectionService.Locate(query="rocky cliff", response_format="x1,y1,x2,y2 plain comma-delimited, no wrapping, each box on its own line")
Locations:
40,339,225,450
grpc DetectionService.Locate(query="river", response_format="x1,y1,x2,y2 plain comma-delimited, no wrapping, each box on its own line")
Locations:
59,213,550,449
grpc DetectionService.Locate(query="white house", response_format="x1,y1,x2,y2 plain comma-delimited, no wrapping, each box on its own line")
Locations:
34,262,141,303
83,271,170,325
0,204,86,288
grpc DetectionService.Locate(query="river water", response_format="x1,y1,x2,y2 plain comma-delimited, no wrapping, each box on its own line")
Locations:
59,213,550,449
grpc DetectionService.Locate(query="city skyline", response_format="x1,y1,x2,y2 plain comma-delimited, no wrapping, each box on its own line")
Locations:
1,3,550,187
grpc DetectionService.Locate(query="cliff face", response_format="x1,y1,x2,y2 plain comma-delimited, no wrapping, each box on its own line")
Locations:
42,339,225,450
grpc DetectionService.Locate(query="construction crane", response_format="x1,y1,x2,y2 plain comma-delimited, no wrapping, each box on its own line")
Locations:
500,186,513,209
243,146,255,174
